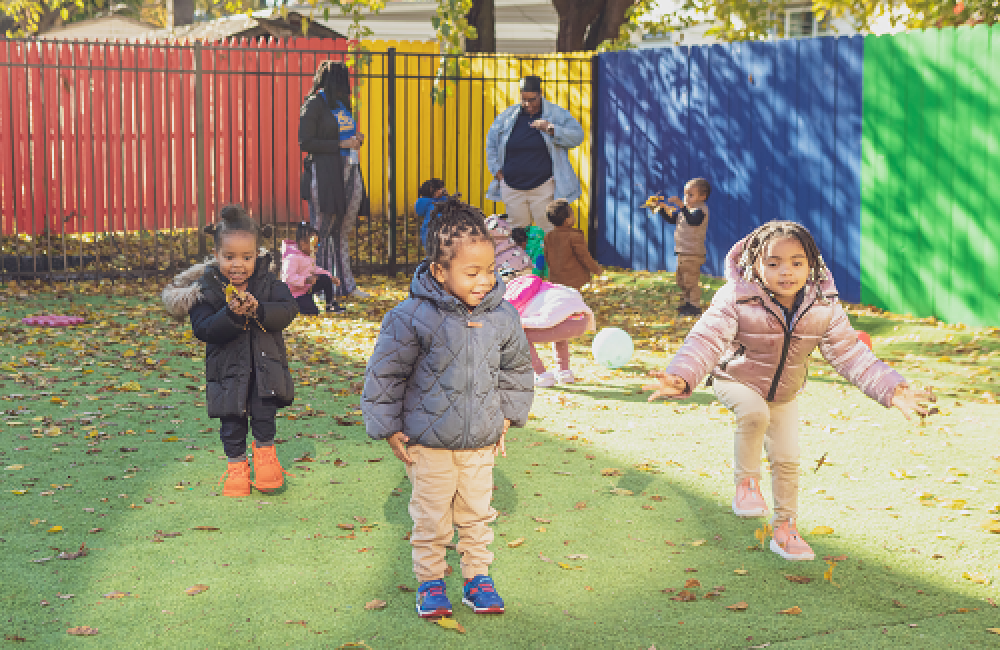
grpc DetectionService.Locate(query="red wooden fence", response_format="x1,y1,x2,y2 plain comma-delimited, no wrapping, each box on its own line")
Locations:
0,37,348,238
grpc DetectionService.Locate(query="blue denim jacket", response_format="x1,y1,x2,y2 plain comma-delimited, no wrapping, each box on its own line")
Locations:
486,99,585,204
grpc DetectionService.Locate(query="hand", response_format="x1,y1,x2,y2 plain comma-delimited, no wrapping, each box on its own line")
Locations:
495,171,504,182
387,432,413,465
306,275,317,286
891,384,935,421
667,196,684,208
643,371,688,402
356,132,365,146
331,276,341,286
530,119,552,133
494,419,510,457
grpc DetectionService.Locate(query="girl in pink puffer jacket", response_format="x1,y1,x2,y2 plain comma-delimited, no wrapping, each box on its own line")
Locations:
645,221,930,561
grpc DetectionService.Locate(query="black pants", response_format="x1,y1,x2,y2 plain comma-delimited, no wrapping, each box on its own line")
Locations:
219,372,279,459
294,274,336,315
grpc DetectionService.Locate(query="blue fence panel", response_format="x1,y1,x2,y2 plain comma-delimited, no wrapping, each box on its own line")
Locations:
594,37,864,302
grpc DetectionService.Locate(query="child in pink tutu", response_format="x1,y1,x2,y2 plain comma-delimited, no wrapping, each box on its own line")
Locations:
505,274,595,387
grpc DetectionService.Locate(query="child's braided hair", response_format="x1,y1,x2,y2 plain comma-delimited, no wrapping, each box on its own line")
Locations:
203,205,272,248
738,220,828,285
425,195,493,269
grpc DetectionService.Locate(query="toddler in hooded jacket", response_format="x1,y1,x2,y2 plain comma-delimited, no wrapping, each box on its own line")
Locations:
362,197,533,618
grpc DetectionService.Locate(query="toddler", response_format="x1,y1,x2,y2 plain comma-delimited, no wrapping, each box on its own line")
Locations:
543,199,601,290
651,178,711,316
645,220,929,560
362,196,533,617
281,222,344,315
162,206,297,496
416,178,448,248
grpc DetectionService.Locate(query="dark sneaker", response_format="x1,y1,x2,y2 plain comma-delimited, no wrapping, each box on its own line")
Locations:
678,303,701,316
462,575,504,614
325,302,346,314
415,579,452,618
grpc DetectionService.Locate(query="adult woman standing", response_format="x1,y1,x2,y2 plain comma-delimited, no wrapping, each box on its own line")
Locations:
299,61,370,300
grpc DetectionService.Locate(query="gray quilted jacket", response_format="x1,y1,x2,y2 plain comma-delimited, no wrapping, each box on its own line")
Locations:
362,261,534,449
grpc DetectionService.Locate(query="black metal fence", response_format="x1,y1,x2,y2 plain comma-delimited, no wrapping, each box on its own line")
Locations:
0,38,594,284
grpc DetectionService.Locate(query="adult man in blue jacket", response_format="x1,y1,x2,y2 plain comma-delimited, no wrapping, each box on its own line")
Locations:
486,75,585,233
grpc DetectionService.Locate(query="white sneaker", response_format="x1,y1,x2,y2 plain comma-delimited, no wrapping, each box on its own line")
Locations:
555,370,575,384
534,372,556,387
350,288,371,299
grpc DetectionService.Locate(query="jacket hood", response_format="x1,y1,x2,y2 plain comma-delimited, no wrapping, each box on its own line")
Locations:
724,235,838,303
281,240,302,259
410,259,506,314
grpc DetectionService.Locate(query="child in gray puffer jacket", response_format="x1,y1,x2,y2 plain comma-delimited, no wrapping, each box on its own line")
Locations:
362,197,533,619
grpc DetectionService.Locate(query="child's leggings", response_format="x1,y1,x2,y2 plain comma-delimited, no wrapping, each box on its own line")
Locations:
713,379,800,524
219,372,278,459
293,275,336,315
524,316,589,374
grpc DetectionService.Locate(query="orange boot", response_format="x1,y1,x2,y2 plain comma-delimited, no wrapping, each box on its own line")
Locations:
219,460,252,497
252,441,291,491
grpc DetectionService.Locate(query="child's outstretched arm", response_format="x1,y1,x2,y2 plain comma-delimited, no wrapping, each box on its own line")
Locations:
645,286,740,400
819,303,906,408
255,281,299,332
361,310,421,457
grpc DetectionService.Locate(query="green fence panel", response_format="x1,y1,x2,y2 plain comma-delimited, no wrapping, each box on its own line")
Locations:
862,25,1000,326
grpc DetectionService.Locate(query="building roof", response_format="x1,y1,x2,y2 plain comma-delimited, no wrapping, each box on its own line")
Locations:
144,11,346,43
35,15,151,41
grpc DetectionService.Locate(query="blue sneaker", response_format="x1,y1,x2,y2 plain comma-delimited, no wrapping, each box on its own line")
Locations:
415,579,452,618
462,575,505,614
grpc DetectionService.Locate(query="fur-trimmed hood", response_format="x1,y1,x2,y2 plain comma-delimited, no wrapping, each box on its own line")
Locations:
162,258,213,321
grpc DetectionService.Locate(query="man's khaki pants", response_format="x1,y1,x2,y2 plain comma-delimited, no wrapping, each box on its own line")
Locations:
500,178,556,233
675,253,706,306
405,445,497,582
714,379,801,524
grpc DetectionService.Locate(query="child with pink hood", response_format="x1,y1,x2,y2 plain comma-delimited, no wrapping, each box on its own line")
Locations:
281,222,344,315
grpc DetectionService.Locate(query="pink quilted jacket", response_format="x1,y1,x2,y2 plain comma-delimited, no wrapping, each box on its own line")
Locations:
664,237,905,406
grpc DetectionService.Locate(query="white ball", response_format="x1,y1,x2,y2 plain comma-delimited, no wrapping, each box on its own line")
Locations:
592,327,634,369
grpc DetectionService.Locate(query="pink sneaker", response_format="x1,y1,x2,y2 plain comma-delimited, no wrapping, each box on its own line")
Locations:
770,519,815,561
732,477,768,517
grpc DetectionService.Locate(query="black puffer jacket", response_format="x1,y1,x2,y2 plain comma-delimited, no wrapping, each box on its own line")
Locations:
189,254,298,418
362,261,534,449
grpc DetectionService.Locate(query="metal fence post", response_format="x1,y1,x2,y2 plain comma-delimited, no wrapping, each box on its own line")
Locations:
194,42,208,258
589,53,599,258
386,47,397,276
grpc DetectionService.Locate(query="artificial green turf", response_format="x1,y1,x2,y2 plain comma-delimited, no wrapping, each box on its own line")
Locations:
0,275,998,648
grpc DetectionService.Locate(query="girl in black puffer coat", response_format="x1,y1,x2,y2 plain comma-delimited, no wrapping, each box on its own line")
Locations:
162,205,298,497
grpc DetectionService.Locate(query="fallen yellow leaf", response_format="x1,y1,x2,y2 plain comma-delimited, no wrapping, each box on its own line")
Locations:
962,572,992,585
434,617,466,633
725,601,749,611
48,526,63,533
981,520,1000,534
364,599,387,610
185,584,209,596
733,569,748,575
987,628,1000,635
507,537,525,548
5,464,24,470
779,606,802,615
811,526,835,535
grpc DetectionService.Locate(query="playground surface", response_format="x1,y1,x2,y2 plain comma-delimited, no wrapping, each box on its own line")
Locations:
1,271,998,648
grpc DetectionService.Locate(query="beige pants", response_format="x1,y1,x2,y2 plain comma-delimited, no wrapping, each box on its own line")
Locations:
405,445,497,582
676,254,706,306
500,177,556,233
713,379,800,523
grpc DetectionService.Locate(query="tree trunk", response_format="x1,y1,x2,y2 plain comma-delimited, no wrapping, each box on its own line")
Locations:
465,0,496,53
552,0,634,51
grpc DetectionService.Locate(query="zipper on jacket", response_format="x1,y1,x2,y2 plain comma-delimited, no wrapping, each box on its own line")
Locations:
763,294,818,402
464,316,473,449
